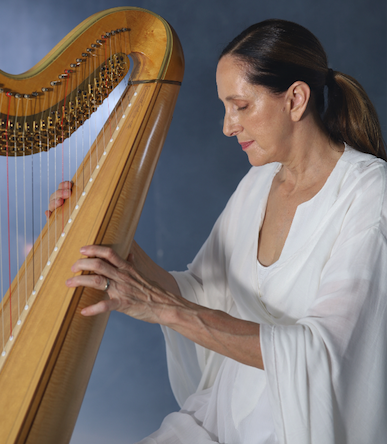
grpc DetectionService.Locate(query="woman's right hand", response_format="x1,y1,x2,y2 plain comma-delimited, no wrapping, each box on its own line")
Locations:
45,181,73,219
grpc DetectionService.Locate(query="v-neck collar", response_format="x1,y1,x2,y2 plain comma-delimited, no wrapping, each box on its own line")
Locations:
255,144,350,272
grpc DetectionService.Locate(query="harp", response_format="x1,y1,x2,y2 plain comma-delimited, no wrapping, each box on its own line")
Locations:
0,7,183,443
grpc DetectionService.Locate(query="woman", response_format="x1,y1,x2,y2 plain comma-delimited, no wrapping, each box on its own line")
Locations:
49,19,387,443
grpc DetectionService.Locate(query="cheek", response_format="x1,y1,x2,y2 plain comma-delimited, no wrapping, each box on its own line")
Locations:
247,104,277,137
245,99,289,145
266,109,289,141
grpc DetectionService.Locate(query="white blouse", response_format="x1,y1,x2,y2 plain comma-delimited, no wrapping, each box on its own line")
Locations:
140,146,387,444
257,260,278,287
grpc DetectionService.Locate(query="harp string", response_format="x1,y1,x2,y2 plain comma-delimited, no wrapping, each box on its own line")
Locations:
13,99,20,325
47,106,51,268
22,128,27,311
0,179,3,353
93,44,98,178
6,93,13,338
0,27,133,358
0,90,3,350
88,55,92,189
0,92,3,351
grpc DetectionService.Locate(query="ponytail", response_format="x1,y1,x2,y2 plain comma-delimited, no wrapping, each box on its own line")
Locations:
220,19,386,161
324,71,386,161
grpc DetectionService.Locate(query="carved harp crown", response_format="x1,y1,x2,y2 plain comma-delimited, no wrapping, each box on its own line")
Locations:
0,7,183,444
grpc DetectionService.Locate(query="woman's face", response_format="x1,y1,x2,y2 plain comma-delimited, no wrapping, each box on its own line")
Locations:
216,56,293,167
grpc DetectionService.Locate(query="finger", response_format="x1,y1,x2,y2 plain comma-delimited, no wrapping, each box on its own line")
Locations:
58,181,73,190
48,197,67,213
45,210,52,220
49,189,71,204
66,270,113,290
70,257,116,277
81,298,120,316
79,245,129,270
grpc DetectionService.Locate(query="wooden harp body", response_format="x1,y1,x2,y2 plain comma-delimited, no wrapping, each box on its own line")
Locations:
0,7,183,443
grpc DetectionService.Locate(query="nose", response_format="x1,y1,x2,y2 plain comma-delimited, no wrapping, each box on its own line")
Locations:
222,111,242,138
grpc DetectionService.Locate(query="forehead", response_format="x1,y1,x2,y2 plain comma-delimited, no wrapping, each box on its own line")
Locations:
216,56,257,100
216,56,246,85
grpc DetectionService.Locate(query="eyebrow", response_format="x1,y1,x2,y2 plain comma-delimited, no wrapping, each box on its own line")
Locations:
224,95,246,101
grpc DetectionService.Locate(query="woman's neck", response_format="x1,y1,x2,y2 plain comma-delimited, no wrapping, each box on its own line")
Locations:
277,114,344,195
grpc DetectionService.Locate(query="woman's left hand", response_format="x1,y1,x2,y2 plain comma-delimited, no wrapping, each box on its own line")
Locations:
65,245,183,324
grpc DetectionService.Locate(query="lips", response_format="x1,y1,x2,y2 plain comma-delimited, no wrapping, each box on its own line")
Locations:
239,141,254,150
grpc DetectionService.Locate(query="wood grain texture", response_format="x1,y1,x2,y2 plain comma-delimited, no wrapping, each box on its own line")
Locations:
0,7,183,444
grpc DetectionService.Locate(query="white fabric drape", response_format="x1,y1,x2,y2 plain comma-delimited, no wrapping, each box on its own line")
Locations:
140,146,387,444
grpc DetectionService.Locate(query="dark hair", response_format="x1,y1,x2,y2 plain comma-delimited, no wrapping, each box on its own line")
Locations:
220,19,386,161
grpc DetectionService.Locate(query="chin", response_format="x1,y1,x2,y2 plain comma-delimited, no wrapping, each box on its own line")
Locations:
247,153,271,167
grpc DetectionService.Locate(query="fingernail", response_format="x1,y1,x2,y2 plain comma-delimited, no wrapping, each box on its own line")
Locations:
80,247,86,253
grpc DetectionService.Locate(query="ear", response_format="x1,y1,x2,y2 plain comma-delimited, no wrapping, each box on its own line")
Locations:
286,81,310,122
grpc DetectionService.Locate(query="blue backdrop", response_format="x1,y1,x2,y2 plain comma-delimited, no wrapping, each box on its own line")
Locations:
1,0,385,442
